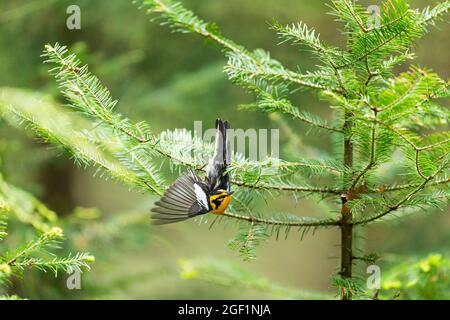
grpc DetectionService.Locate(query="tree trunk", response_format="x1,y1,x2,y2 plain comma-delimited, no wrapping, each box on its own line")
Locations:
341,111,353,300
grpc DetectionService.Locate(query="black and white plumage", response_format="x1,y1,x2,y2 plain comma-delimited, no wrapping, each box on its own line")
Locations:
206,119,231,192
151,170,211,225
151,119,233,225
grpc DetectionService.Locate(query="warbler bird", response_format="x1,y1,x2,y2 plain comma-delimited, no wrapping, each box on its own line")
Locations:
151,119,233,225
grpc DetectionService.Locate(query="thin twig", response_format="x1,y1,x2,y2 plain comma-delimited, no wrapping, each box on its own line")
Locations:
232,179,341,194
222,212,339,227
354,162,447,225
350,110,377,189
369,178,449,193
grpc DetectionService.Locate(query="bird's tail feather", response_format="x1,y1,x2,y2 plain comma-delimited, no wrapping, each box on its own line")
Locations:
207,118,231,190
224,120,231,165
214,118,225,163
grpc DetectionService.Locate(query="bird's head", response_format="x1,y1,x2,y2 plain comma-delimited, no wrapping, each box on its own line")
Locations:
209,189,234,214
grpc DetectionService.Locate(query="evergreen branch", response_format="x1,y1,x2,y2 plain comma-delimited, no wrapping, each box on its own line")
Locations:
271,21,349,94
354,161,448,225
342,0,368,33
437,150,450,162
43,44,151,143
366,10,409,33
332,276,368,300
328,0,368,33
1,223,94,279
228,194,253,216
226,50,334,92
378,73,425,113
322,90,364,114
280,161,342,175
350,113,377,189
271,21,350,89
379,51,415,77
4,104,147,191
419,138,450,151
415,150,428,180
141,0,249,57
273,21,336,53
0,88,168,198
354,179,429,225
335,0,424,71
386,82,449,124
338,28,405,69
385,125,420,150
13,252,94,277
142,0,343,93
228,222,268,261
6,226,64,266
362,118,448,181
222,211,339,227
232,179,341,195
376,67,446,125
233,158,344,176
363,55,377,88
369,178,450,193
419,1,450,26
238,88,343,133
366,118,449,152
41,44,166,194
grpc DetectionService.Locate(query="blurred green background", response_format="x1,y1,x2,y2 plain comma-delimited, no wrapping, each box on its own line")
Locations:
0,0,448,299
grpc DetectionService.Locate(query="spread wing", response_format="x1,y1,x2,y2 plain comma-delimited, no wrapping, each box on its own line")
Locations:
151,170,210,225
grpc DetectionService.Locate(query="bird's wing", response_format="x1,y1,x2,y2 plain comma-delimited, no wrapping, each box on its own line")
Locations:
151,170,210,225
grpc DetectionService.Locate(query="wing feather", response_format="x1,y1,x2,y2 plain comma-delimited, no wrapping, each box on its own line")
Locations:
153,203,188,213
166,185,195,202
151,170,210,225
163,194,195,208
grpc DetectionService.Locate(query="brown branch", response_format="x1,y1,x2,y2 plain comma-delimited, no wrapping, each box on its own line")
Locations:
232,179,341,194
415,150,429,180
340,110,354,300
221,212,339,227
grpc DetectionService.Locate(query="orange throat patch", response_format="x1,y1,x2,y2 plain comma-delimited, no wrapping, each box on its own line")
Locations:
210,194,232,214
